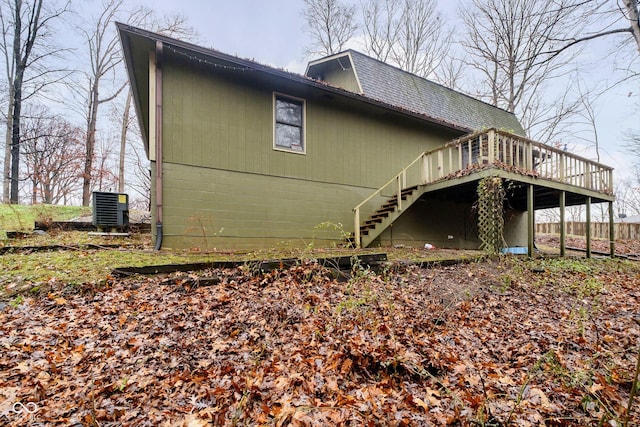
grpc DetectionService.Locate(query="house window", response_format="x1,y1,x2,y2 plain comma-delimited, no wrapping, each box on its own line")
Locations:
274,94,305,154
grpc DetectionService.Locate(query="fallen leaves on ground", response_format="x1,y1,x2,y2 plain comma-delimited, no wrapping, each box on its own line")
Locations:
1,257,639,426
537,234,640,256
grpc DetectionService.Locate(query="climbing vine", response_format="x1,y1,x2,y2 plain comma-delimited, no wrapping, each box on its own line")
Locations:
477,176,506,254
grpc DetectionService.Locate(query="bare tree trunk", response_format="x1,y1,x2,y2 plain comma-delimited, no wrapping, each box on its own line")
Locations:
1,0,68,204
10,25,24,204
31,176,37,204
80,0,126,206
8,0,45,204
3,93,13,202
82,80,99,206
624,0,640,53
118,88,132,193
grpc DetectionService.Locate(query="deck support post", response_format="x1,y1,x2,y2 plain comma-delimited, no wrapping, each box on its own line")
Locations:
527,184,535,257
560,191,566,257
586,197,592,258
609,201,615,257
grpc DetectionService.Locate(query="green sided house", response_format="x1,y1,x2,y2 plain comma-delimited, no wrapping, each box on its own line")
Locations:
117,23,615,254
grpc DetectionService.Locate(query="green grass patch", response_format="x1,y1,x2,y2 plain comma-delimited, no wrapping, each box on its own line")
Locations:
0,204,91,232
0,247,239,299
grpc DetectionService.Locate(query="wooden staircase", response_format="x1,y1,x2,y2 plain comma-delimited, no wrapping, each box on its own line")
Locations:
350,128,615,248
350,185,423,247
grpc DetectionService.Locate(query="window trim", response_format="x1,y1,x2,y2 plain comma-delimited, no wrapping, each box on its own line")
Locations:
273,92,306,155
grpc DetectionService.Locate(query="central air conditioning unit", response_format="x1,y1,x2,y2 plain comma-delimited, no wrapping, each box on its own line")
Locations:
93,192,129,229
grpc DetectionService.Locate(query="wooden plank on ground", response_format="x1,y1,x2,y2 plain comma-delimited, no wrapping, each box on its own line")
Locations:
111,253,389,277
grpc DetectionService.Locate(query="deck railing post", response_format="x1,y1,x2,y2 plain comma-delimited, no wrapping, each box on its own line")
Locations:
397,175,402,211
354,208,361,248
487,129,495,164
421,154,427,184
448,146,453,175
352,130,615,250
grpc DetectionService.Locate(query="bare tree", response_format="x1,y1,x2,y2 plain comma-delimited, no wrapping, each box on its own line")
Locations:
615,174,640,217
78,0,126,206
460,0,585,141
21,110,83,204
117,13,197,194
0,0,68,203
117,89,131,194
361,0,451,78
392,0,451,77
303,0,357,56
542,0,640,61
128,134,151,209
436,55,465,90
94,136,117,193
361,0,400,62
572,83,604,162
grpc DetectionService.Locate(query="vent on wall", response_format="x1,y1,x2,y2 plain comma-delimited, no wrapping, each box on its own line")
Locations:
93,192,129,228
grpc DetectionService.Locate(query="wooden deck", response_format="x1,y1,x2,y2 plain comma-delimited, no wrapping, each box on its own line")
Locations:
353,128,614,248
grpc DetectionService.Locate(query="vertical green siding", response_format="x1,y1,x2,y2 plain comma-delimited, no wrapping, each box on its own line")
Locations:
158,59,463,249
162,61,454,189
321,66,360,93
160,162,384,250
307,58,360,93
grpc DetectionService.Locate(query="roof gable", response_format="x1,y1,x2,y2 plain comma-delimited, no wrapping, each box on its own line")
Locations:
307,50,525,136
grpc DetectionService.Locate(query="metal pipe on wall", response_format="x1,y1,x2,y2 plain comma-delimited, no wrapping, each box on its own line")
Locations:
154,41,164,251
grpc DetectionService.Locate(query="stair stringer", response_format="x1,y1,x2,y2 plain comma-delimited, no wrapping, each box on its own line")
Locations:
360,185,427,247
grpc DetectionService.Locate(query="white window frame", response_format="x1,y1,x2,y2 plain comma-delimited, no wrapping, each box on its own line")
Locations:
273,93,306,154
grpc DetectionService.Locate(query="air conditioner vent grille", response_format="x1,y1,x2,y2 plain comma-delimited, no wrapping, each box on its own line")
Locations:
93,192,129,228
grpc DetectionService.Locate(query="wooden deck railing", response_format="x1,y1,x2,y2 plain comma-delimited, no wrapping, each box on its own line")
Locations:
352,128,614,247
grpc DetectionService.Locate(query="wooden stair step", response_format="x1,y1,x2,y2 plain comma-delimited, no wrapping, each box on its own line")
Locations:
371,211,390,218
376,206,396,214
352,185,422,247
382,195,410,206
364,218,383,225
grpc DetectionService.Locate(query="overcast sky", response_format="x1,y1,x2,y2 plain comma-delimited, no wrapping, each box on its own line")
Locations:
134,0,313,70
114,0,637,178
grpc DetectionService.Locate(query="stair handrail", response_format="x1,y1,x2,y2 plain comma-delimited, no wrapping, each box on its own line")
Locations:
353,151,427,248
352,128,615,248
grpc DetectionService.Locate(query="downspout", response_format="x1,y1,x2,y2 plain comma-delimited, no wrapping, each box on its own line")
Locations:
154,40,164,250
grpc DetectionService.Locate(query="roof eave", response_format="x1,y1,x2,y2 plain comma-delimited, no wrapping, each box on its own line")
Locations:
117,23,472,137
117,22,152,156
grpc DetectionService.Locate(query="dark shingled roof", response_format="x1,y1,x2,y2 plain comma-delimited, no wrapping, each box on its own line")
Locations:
320,50,525,136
